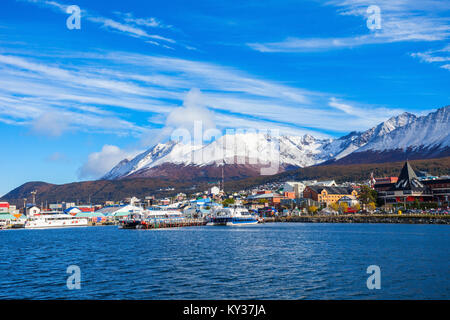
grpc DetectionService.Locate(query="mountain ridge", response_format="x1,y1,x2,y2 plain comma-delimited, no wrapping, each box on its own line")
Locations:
104,106,449,180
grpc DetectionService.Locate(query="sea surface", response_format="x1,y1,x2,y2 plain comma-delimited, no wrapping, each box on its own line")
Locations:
0,223,448,299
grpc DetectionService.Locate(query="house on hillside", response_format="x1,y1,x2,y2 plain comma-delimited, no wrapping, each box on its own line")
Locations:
303,180,337,187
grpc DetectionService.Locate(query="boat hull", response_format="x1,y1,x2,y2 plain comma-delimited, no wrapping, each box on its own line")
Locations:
24,218,89,229
207,217,258,226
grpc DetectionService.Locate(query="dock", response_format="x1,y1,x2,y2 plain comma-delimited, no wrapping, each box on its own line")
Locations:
264,214,450,225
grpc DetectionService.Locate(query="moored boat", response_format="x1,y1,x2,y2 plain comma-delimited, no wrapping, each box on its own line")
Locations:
207,205,258,226
25,212,88,229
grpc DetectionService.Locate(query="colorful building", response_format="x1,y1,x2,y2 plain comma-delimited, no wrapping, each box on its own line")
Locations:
303,186,358,207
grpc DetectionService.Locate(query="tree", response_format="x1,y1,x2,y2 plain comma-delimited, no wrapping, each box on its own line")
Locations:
222,198,235,207
368,202,376,212
358,185,378,206
353,203,361,212
308,205,318,214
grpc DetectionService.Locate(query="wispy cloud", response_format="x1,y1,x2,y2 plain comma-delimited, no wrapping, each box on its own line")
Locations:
20,0,176,45
248,0,450,52
0,48,404,143
115,12,173,29
410,44,450,70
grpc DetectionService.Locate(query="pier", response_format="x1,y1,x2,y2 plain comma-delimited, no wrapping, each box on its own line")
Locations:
264,214,450,225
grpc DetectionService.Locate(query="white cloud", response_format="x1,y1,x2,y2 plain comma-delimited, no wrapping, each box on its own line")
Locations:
329,97,356,114
78,145,141,179
0,50,404,139
166,88,216,131
410,45,450,70
31,112,71,137
20,0,176,45
141,88,217,146
248,0,450,52
117,12,172,29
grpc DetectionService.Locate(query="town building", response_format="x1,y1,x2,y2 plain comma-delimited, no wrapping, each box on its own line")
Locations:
303,180,337,187
421,178,450,206
282,181,306,198
26,205,41,217
374,177,399,192
378,161,433,205
0,202,9,213
208,186,221,196
64,206,95,215
303,186,358,207
246,192,285,208
337,195,360,207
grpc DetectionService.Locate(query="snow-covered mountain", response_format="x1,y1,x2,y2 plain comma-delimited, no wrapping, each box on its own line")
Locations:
334,106,450,164
103,106,449,180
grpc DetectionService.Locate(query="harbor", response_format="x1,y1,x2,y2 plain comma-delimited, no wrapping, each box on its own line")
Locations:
1,161,449,230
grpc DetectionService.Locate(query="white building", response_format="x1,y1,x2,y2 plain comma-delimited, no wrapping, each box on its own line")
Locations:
337,195,360,207
304,180,337,187
26,206,41,217
283,181,306,197
208,186,221,195
9,205,19,216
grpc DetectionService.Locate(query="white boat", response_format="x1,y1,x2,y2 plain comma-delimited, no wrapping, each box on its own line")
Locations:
206,205,259,226
25,212,88,229
144,207,186,222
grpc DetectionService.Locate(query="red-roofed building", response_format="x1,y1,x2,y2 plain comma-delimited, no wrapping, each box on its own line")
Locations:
0,202,10,213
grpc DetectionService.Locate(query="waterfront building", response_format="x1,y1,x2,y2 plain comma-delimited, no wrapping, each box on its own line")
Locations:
378,161,433,205
26,205,41,217
303,186,358,207
0,212,16,227
374,177,399,192
95,204,143,221
64,206,95,215
421,178,450,206
337,195,360,207
49,203,64,212
0,202,9,214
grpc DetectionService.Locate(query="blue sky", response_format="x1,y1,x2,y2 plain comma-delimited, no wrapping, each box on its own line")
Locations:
0,0,449,195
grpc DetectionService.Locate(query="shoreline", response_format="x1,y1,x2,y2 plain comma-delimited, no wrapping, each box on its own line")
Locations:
265,214,450,225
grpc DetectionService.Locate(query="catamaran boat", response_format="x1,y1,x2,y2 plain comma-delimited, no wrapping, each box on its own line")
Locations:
25,212,89,229
206,205,258,226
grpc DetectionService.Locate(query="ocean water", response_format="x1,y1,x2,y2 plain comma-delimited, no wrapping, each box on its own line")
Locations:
0,223,448,299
